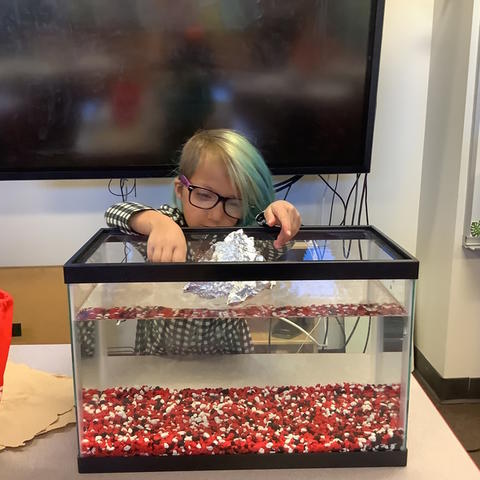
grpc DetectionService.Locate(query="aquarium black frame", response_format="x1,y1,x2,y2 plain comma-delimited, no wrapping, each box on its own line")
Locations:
66,223,414,472
64,225,418,283
78,449,407,473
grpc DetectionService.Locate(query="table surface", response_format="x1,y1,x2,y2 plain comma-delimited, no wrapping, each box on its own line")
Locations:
1,344,479,480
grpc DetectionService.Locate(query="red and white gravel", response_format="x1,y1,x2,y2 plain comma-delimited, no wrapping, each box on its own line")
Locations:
80,383,404,457
77,303,406,322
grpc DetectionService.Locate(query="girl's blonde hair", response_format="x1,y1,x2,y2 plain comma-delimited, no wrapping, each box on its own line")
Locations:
175,129,275,226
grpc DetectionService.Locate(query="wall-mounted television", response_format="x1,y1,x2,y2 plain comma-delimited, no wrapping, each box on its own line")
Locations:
0,0,384,180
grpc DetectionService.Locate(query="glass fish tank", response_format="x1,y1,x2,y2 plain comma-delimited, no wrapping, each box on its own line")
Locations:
63,226,418,473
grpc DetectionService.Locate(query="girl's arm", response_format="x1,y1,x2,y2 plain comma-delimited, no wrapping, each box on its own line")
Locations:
105,202,187,262
105,202,186,233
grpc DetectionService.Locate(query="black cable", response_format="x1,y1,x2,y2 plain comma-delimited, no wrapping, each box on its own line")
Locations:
107,179,116,196
108,178,137,202
355,173,368,260
350,173,360,226
121,178,137,201
274,175,303,192
362,316,372,353
357,239,364,260
315,174,338,259
317,173,369,227
318,175,347,215
274,174,303,188
309,240,327,260
467,447,480,453
335,316,346,346
122,242,132,263
342,174,360,226
363,174,370,225
343,174,361,258
328,175,338,226
283,183,293,200
314,173,370,259
322,317,329,351
357,174,368,225
274,177,296,189
268,318,272,353
344,317,361,347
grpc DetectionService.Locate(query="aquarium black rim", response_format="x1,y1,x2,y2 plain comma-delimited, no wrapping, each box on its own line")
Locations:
77,449,407,473
63,226,419,284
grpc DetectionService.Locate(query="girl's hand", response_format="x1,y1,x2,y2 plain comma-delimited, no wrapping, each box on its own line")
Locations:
147,219,187,262
263,200,301,249
130,210,187,262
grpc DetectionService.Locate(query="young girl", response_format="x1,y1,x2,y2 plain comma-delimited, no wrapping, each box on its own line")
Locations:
105,129,301,355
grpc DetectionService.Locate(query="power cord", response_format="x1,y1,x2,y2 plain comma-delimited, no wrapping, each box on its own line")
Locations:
275,316,325,348
318,174,347,217
317,173,369,260
107,178,137,263
273,175,303,195
108,178,137,202
335,316,346,346
342,173,361,226
322,317,329,351
317,173,369,229
327,175,338,226
290,314,371,354
362,316,372,353
344,317,361,348
296,316,323,353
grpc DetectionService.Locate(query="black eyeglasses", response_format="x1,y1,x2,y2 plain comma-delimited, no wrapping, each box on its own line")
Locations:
179,175,243,220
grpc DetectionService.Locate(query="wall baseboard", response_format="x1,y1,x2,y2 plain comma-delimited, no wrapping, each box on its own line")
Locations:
414,347,480,402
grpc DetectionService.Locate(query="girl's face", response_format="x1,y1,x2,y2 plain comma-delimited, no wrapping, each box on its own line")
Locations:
174,153,239,228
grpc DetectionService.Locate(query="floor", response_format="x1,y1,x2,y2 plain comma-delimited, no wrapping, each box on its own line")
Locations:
413,370,480,469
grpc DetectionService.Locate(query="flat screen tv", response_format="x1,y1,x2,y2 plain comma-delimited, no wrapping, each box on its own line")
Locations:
0,0,384,180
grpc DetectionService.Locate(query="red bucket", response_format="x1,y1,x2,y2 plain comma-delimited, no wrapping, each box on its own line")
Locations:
0,290,13,401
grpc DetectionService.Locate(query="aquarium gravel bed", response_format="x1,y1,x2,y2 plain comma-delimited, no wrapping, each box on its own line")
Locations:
77,302,406,321
80,382,404,457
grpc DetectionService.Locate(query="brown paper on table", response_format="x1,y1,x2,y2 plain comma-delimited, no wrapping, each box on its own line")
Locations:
0,361,76,449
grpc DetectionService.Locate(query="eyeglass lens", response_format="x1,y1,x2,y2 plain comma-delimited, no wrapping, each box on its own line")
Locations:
190,188,242,219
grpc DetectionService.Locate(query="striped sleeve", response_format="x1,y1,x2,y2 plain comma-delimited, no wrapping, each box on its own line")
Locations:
104,202,154,233
105,202,186,234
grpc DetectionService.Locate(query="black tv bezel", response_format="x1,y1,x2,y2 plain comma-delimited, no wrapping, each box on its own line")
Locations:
0,0,385,181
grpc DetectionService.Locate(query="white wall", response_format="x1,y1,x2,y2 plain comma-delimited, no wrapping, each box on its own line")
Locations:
1,178,171,266
415,0,480,378
368,1,433,254
443,0,480,378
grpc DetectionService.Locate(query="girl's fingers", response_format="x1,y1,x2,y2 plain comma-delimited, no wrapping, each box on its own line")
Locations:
270,207,293,248
172,244,187,262
266,202,302,248
264,206,276,226
151,247,163,263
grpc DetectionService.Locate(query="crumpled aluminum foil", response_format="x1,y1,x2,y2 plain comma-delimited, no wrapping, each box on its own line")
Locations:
184,229,275,305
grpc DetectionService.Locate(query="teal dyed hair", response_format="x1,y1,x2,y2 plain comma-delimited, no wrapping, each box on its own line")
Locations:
174,129,275,226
